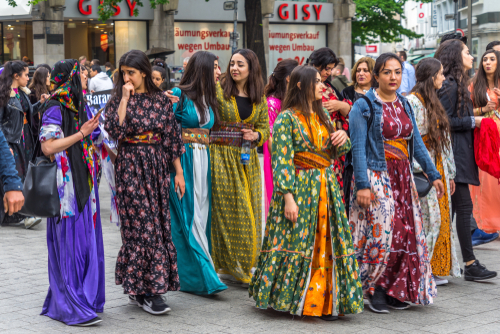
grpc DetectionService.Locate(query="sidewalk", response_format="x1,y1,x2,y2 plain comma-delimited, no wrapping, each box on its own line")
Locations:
0,184,498,334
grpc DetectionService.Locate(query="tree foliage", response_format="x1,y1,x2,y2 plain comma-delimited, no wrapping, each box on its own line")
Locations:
352,0,433,44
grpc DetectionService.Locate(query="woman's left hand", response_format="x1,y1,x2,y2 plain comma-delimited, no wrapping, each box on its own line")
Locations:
330,130,348,147
40,94,50,104
433,179,445,199
449,179,455,196
174,172,186,199
241,129,259,141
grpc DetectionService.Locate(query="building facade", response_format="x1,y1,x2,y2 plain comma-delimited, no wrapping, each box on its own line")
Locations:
1,0,355,74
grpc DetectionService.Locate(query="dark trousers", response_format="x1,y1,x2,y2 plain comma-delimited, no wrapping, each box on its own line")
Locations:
452,183,476,263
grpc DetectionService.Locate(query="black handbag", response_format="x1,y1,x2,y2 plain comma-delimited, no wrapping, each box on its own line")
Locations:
18,156,60,218
413,172,432,198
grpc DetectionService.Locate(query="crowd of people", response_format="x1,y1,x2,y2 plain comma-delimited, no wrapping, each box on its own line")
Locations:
0,33,499,326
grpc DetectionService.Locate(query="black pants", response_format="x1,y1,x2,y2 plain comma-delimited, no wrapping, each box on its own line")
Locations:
452,182,476,263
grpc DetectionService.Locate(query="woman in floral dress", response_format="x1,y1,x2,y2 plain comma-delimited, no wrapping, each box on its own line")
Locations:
263,59,298,218
105,50,185,315
349,53,444,313
250,66,363,321
308,48,352,196
407,58,461,285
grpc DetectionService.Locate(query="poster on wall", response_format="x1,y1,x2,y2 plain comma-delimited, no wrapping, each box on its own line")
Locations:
174,22,244,69
268,24,326,75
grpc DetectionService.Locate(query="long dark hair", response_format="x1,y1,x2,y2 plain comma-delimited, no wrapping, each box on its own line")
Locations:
372,53,403,88
221,49,264,105
307,47,338,70
410,58,451,154
179,51,219,125
471,50,500,108
264,59,299,101
0,60,28,107
111,50,162,100
28,66,50,100
435,39,470,116
282,65,336,158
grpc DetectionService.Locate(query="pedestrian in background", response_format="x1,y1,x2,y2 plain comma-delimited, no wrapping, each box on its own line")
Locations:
331,61,350,92
250,65,363,320
168,51,227,295
105,62,115,78
349,53,443,313
105,50,185,315
152,65,167,90
262,58,298,218
28,66,51,158
435,40,498,282
407,58,461,286
486,41,500,52
210,49,269,284
39,59,104,326
397,51,416,96
0,60,45,229
89,64,113,93
469,50,500,236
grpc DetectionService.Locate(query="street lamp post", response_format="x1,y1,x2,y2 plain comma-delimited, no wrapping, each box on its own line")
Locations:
224,0,240,54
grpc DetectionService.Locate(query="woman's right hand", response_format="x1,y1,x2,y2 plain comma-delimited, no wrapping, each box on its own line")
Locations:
80,116,100,137
357,188,372,209
164,90,179,103
122,82,135,102
284,193,299,223
482,100,497,113
474,116,484,128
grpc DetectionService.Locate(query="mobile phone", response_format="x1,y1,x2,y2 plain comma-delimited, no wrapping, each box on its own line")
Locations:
95,107,104,119
487,92,491,101
176,187,182,200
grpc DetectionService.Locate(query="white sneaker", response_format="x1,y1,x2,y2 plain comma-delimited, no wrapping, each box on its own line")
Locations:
433,275,449,286
24,217,42,229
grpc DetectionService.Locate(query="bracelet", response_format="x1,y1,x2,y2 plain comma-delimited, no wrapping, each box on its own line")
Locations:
79,131,85,139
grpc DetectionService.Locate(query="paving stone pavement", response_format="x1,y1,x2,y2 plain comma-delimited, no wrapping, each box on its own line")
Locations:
0,184,499,334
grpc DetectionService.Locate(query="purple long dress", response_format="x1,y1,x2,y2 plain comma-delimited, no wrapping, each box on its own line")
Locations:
39,105,105,325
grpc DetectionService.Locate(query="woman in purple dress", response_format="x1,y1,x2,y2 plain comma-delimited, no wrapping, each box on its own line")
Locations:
39,59,105,326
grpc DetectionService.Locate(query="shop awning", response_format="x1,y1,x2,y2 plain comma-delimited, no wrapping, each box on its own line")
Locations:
407,54,425,64
420,52,436,60
0,0,32,20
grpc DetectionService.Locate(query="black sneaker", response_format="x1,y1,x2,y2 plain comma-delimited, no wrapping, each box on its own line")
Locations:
464,260,498,281
386,295,411,310
129,294,145,307
368,287,389,314
142,295,171,315
74,317,102,327
319,314,339,321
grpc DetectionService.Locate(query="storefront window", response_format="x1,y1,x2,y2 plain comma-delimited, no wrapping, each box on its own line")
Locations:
2,21,33,64
115,21,148,67
64,21,115,66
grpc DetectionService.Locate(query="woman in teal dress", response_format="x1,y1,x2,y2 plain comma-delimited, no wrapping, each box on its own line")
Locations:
169,51,227,295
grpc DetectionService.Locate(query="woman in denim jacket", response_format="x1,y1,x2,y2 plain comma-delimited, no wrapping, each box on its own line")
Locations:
348,53,444,314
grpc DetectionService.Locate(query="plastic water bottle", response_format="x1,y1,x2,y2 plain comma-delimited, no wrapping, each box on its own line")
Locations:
241,139,251,165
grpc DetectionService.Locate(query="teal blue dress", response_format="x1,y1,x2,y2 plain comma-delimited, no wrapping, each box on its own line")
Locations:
169,88,227,295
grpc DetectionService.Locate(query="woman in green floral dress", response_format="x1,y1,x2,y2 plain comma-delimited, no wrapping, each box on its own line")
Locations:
249,66,363,320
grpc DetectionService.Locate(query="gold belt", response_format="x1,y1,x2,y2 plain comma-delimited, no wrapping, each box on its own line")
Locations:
182,128,210,145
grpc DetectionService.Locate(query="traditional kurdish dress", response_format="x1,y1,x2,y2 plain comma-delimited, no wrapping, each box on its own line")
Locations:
40,106,105,325
250,109,363,316
263,96,281,219
210,82,269,283
322,81,352,197
407,94,461,278
105,92,184,296
470,87,500,233
350,93,436,304
168,88,227,295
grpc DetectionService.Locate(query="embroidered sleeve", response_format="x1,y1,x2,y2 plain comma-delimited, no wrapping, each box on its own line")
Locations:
254,97,270,147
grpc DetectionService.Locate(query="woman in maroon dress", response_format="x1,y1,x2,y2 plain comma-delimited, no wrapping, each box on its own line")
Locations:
105,50,185,315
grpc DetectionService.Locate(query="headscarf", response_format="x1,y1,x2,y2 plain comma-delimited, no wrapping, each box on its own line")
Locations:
44,59,94,212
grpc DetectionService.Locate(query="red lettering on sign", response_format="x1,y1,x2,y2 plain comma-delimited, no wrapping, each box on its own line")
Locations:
78,0,92,15
313,5,322,20
293,4,298,20
278,4,289,20
302,4,310,21
126,0,136,16
99,0,120,16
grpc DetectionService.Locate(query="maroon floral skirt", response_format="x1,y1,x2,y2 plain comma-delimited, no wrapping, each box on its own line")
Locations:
377,159,421,302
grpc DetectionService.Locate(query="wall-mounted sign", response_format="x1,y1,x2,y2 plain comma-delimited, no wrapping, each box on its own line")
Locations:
101,34,108,52
64,0,154,20
269,1,333,24
365,45,377,53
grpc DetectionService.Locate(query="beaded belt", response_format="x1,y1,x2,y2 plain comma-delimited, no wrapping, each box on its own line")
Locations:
210,121,256,148
122,131,161,147
384,138,409,161
294,151,331,170
182,128,209,145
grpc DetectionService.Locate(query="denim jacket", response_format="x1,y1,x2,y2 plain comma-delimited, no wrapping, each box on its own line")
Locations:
349,88,441,190
0,130,22,192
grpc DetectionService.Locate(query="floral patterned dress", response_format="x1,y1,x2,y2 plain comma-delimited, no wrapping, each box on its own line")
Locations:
249,109,363,317
407,94,460,278
105,92,185,296
349,94,436,305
